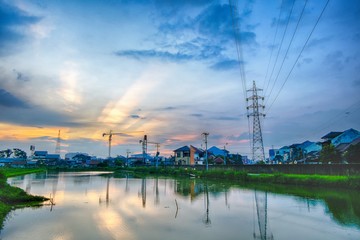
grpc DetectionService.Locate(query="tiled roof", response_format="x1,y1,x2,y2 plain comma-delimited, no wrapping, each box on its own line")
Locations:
321,131,343,140
174,146,190,152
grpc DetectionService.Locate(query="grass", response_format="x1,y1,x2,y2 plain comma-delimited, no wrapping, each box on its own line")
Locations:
120,167,360,190
0,168,48,229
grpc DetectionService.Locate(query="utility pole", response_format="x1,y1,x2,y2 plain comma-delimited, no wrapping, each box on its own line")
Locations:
126,149,131,167
202,132,209,170
223,142,228,165
247,80,265,163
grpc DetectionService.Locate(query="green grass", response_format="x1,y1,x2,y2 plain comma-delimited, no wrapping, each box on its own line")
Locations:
120,167,360,190
0,168,48,229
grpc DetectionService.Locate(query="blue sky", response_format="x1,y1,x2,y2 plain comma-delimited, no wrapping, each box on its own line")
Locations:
0,0,359,159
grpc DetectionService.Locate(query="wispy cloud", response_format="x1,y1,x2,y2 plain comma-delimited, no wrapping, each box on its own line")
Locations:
0,89,29,108
115,3,256,69
114,49,193,61
0,1,41,55
210,59,240,70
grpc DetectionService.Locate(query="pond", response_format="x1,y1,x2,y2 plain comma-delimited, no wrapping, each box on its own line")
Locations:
2,171,360,240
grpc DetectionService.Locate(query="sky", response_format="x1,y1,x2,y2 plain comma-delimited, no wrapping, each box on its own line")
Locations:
0,0,359,159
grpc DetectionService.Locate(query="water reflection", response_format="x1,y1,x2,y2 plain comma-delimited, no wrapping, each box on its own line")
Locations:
254,191,273,240
3,172,360,240
203,182,211,226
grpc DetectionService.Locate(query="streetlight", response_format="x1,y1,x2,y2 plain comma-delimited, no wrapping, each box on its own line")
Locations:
202,132,209,171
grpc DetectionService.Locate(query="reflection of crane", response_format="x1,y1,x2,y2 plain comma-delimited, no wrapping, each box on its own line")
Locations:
102,130,143,158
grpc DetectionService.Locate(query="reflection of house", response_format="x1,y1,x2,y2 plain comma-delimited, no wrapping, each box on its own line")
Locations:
174,145,204,165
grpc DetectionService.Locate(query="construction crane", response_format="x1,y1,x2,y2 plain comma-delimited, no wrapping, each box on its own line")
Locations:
102,130,143,158
139,135,160,166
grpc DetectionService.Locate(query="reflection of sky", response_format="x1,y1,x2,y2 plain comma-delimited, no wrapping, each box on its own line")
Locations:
3,172,360,240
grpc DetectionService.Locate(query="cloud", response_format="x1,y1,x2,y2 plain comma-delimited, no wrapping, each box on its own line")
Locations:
0,98,84,128
0,1,41,55
129,114,146,120
227,133,250,141
190,113,203,118
212,116,240,121
115,3,256,68
114,49,193,62
156,106,179,111
13,69,30,82
0,89,29,108
210,59,240,70
324,50,344,71
129,114,140,119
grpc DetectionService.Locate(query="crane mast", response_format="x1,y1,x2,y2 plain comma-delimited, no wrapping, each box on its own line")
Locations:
102,130,143,158
139,135,160,166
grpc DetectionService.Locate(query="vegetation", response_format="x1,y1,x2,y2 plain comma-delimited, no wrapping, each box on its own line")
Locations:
319,144,342,163
0,168,48,229
121,166,360,190
0,148,27,159
345,142,360,163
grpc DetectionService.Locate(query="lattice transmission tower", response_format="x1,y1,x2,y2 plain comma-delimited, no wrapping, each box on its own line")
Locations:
247,81,265,162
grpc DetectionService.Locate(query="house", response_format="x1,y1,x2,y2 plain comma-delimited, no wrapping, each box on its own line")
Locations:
321,128,360,147
0,158,27,167
32,151,60,165
208,146,228,157
214,156,224,164
331,128,360,147
174,145,204,165
128,153,153,165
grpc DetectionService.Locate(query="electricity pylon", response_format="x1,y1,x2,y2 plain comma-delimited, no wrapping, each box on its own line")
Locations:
247,81,265,162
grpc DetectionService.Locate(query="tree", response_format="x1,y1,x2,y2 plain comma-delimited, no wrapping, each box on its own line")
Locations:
319,144,342,163
344,142,360,163
0,149,13,158
13,148,27,159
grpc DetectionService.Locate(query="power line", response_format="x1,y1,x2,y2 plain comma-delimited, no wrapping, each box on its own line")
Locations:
229,0,253,155
229,0,247,102
262,0,284,89
264,0,296,97
265,0,308,107
266,0,330,114
312,100,360,138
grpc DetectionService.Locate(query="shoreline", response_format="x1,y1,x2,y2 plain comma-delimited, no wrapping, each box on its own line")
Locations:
0,168,48,229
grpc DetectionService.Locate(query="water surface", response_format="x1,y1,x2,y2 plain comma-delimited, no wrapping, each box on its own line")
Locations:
2,171,360,240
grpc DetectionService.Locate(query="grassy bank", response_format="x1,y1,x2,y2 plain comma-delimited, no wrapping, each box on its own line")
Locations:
0,168,48,229
121,167,360,190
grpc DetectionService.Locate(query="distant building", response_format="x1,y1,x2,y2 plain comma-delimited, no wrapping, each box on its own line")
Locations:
321,128,360,147
65,152,89,161
174,145,204,165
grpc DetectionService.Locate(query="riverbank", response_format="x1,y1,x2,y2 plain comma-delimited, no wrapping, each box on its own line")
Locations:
120,167,360,190
0,168,48,229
